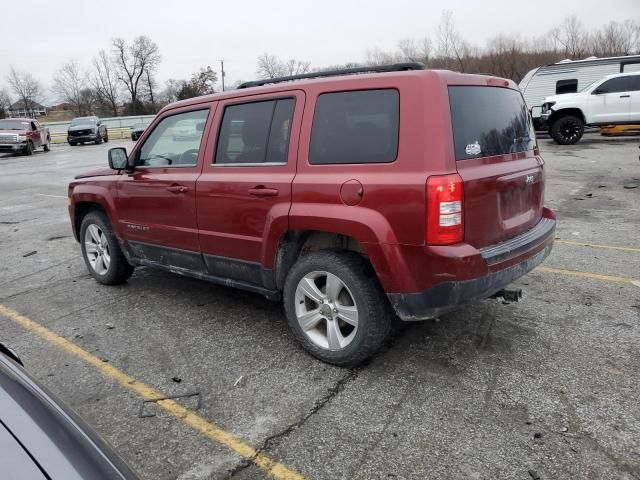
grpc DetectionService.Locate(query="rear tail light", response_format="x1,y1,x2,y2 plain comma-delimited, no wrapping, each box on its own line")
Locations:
426,174,464,245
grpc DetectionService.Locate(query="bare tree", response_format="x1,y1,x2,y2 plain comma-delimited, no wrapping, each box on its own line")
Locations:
6,67,42,117
0,88,11,118
256,53,310,79
112,36,161,114
398,37,432,65
159,79,184,104
92,50,120,116
79,88,97,115
590,20,640,56
282,59,311,76
53,61,88,116
144,69,157,111
256,53,283,78
365,48,403,66
436,10,457,66
550,15,588,58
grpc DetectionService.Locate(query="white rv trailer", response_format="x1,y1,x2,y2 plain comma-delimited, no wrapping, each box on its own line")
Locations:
519,55,640,128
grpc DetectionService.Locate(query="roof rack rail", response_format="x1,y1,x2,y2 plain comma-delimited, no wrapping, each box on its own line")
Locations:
237,62,425,89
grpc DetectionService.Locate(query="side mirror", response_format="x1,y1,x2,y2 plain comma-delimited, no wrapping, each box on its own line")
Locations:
108,147,129,170
592,88,604,95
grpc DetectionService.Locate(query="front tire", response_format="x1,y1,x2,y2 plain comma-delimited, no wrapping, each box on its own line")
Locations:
550,114,584,145
80,211,134,285
283,251,392,367
104,132,109,143
23,141,33,156
43,137,50,151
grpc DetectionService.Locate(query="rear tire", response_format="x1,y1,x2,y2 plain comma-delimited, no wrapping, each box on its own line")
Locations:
283,251,392,367
80,211,134,285
550,114,584,145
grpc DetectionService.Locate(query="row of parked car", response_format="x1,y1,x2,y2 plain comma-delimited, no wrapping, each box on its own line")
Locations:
0,116,151,156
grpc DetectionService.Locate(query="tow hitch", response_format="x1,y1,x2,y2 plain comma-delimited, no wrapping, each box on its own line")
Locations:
491,288,522,303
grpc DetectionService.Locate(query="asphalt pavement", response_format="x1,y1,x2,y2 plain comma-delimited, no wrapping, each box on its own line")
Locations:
0,134,639,480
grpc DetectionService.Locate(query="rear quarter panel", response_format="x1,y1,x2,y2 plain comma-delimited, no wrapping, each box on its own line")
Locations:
291,72,456,247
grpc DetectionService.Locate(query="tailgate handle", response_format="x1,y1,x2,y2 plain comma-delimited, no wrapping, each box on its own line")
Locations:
248,186,279,197
619,94,630,98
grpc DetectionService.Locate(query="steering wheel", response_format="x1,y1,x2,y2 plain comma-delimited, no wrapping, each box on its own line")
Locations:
178,149,199,165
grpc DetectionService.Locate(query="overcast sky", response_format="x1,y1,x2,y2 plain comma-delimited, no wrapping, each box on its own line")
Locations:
2,0,638,102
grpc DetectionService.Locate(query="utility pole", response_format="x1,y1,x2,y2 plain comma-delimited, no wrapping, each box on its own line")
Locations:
220,60,225,92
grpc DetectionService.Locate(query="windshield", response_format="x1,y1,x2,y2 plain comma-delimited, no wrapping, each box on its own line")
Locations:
580,80,598,92
0,120,30,130
71,117,96,126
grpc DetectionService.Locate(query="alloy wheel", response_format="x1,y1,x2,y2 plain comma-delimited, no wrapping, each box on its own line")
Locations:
560,118,580,143
294,271,359,351
84,224,111,275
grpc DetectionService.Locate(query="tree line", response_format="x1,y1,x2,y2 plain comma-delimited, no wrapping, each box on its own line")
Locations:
359,13,640,83
1,13,638,120
255,13,639,85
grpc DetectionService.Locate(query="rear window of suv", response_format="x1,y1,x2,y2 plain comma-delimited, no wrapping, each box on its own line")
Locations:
310,89,399,164
449,86,535,160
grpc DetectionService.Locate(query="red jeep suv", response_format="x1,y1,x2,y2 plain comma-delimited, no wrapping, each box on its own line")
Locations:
68,64,555,366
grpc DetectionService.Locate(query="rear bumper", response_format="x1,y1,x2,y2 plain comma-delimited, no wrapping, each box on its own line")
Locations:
387,215,556,321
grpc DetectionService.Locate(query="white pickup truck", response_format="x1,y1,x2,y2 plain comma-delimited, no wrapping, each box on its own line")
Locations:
541,71,640,144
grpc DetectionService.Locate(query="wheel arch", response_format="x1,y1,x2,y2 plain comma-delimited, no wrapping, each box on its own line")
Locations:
549,108,586,126
274,230,369,291
73,201,108,241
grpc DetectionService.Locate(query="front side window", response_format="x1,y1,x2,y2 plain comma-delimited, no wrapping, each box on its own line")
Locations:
595,77,630,94
138,109,209,167
449,86,535,160
310,89,399,164
215,98,295,165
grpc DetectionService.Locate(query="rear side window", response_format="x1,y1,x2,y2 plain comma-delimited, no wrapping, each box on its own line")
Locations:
215,98,294,165
449,86,535,160
310,89,399,164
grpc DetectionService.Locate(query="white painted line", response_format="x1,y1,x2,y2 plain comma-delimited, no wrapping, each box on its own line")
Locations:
35,194,67,199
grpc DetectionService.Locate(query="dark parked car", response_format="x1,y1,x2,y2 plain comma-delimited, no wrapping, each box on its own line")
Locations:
68,116,108,146
0,343,139,480
130,123,147,141
68,64,555,366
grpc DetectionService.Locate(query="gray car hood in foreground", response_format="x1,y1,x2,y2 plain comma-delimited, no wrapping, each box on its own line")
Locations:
0,350,139,480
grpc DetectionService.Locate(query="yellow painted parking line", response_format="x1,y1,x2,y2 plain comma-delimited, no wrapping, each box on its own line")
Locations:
35,193,67,199
0,304,304,480
555,239,640,253
536,266,637,284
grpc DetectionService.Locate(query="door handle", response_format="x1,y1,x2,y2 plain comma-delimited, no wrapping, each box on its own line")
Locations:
248,186,279,197
166,185,188,193
620,95,630,98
